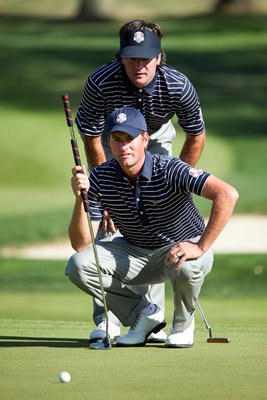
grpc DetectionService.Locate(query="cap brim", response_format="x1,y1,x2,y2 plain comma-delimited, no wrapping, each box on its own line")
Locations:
119,46,161,59
107,124,142,138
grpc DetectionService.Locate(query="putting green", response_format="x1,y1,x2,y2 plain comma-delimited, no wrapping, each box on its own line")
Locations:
1,308,267,400
0,256,267,399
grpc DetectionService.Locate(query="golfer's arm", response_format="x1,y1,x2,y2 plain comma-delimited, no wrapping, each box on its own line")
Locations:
68,197,100,252
198,175,239,253
179,131,206,166
82,135,106,168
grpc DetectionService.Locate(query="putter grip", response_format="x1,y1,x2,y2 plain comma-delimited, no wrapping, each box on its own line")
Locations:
61,93,74,127
71,140,90,213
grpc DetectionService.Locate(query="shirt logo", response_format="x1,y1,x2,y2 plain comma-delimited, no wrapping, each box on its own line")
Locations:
116,113,127,123
189,167,203,178
133,31,145,44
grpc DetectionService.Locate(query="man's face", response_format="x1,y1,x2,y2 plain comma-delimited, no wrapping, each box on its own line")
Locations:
122,55,161,88
109,131,149,173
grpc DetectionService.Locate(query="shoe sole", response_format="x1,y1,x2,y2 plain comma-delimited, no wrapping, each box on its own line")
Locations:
89,336,119,344
116,321,167,347
165,343,193,348
89,336,112,350
146,338,166,343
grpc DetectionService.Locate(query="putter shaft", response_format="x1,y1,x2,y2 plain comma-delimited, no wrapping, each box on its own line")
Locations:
62,93,111,346
86,212,109,337
196,300,230,343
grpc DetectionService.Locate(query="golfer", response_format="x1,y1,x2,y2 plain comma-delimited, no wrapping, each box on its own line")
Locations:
75,19,207,342
66,107,238,348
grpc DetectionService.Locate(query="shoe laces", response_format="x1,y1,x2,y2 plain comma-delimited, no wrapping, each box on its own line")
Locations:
129,315,142,332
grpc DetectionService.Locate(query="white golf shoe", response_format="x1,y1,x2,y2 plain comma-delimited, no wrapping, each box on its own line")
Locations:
115,305,166,347
165,317,195,348
89,320,121,342
147,329,167,343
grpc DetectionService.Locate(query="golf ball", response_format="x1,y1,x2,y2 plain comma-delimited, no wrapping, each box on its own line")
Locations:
59,371,71,383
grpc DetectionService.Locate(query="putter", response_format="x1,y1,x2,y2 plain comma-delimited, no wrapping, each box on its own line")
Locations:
196,300,231,343
61,93,111,350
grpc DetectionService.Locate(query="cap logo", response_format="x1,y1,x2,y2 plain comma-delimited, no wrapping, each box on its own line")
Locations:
116,112,127,123
133,31,145,44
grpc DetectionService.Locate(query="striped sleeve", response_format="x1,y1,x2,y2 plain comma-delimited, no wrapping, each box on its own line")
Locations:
75,75,106,136
176,76,205,135
75,61,122,136
166,158,211,195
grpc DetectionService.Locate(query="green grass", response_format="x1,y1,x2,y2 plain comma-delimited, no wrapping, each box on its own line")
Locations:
0,14,267,246
0,255,267,400
1,317,267,400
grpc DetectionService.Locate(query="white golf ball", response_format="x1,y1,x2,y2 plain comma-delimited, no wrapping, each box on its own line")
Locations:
59,371,71,383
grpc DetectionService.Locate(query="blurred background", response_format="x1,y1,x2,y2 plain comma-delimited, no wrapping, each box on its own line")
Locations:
1,0,267,247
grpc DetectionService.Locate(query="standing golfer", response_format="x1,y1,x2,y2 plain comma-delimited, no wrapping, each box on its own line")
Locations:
76,19,206,343
66,107,238,348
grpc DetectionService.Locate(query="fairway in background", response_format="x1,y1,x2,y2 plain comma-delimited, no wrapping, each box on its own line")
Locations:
1,15,267,246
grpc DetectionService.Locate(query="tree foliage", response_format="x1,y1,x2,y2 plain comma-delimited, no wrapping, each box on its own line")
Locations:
214,0,254,13
75,0,113,22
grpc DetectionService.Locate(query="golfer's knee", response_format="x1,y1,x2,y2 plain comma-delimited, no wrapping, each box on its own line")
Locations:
65,252,88,285
177,261,202,283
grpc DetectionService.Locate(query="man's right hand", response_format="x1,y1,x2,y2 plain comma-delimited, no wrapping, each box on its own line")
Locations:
71,165,89,197
102,210,118,236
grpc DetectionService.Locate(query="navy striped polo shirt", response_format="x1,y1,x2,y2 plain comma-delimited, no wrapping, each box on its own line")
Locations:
76,60,205,137
88,152,211,249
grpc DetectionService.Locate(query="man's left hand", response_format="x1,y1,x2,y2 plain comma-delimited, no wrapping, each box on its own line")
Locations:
165,242,204,270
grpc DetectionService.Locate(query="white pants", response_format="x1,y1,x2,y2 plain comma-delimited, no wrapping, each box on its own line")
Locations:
66,235,213,330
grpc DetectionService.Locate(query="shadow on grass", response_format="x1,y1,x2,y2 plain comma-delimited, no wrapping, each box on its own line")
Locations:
0,335,165,349
0,335,89,348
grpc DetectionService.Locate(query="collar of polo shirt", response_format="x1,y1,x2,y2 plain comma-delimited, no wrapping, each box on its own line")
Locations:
121,65,158,95
115,151,153,181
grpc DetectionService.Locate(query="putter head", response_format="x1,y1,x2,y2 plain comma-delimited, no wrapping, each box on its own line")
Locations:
207,327,231,343
89,335,112,350
207,337,231,343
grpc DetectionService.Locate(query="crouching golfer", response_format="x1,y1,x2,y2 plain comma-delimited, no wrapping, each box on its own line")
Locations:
66,106,238,348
